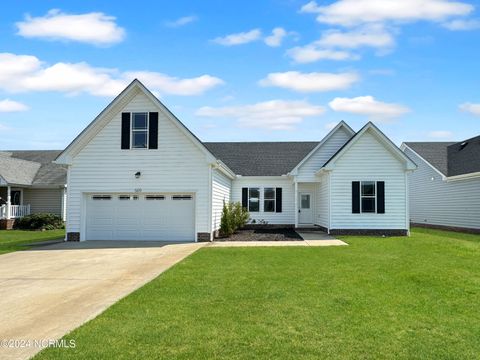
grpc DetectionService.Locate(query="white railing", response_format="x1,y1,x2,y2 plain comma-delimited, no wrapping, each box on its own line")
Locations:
0,204,30,219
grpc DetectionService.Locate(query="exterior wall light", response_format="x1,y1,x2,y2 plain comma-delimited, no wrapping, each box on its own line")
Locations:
135,171,141,179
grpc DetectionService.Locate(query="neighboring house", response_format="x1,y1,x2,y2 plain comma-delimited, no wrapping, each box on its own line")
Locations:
55,79,417,242
401,137,480,233
0,151,67,229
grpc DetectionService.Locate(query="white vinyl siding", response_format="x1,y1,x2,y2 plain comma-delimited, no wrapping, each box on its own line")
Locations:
316,173,329,228
296,127,351,182
404,147,480,230
23,188,63,216
330,130,407,230
66,91,211,239
211,169,232,232
231,177,295,224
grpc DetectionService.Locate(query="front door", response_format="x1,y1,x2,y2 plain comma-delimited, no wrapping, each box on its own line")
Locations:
298,192,313,224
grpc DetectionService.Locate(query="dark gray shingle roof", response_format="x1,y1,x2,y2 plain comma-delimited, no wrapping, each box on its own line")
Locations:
0,150,66,186
406,136,480,177
204,142,319,176
404,142,455,176
447,135,480,176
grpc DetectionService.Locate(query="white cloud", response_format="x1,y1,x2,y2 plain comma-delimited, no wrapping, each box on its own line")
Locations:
0,99,29,112
443,18,480,30
316,25,395,49
428,130,454,138
0,53,224,97
196,100,325,130
165,15,197,28
212,29,262,46
459,102,480,116
16,9,125,45
124,71,224,96
300,0,473,27
329,96,410,120
264,27,288,47
286,25,393,63
287,46,356,63
259,71,359,93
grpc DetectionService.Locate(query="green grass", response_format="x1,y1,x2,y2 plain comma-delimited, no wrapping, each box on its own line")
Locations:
36,228,480,359
0,229,65,255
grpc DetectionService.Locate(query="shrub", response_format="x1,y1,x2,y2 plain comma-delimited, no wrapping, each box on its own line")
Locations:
219,201,249,237
15,213,64,231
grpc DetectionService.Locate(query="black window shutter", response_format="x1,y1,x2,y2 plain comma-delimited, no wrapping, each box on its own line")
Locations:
242,188,248,209
377,181,385,214
352,181,360,213
149,112,158,149
121,112,130,149
275,188,282,213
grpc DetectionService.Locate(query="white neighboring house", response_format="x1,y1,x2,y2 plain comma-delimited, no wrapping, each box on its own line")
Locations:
401,137,480,233
0,151,67,229
55,80,417,242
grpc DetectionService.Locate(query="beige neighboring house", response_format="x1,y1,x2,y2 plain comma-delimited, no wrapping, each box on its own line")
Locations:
0,151,66,229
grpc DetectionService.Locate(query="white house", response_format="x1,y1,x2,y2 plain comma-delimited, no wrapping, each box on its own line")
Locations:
402,137,480,233
55,80,417,242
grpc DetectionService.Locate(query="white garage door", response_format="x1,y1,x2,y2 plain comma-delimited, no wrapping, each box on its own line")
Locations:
86,194,195,241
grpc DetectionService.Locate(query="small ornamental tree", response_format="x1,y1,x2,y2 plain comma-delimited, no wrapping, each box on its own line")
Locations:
220,201,233,237
219,201,249,237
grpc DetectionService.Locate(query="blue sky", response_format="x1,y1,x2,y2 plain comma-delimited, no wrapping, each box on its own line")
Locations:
1,0,479,149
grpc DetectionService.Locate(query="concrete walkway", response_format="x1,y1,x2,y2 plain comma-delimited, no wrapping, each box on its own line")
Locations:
0,241,205,360
210,239,347,247
296,230,341,241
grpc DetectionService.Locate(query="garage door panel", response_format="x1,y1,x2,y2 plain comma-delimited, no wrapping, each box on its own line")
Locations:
86,194,195,241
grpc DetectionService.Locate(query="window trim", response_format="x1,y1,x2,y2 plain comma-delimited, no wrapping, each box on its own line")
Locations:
247,187,260,212
131,112,149,149
360,181,376,213
263,187,276,213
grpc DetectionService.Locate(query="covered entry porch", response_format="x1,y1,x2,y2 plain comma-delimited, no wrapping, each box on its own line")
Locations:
294,180,327,229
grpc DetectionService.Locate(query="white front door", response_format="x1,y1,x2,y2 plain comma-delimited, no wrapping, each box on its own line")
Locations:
298,192,313,224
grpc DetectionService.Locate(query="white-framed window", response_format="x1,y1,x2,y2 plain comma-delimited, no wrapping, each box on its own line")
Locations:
131,112,149,149
361,181,376,213
263,188,275,212
248,188,260,212
92,195,112,200
146,195,165,200
172,195,192,200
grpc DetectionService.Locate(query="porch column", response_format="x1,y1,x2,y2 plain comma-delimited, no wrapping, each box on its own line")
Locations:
294,181,298,228
6,185,11,219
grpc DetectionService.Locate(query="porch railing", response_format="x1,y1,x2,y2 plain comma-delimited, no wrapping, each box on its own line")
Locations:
0,204,31,219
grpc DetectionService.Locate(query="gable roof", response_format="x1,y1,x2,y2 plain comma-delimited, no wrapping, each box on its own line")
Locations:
55,79,218,165
9,150,67,186
0,150,66,186
321,122,417,171
403,142,454,176
404,135,480,177
204,142,319,176
288,121,355,175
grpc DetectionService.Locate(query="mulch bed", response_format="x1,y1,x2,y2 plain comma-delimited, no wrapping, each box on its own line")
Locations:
217,228,303,241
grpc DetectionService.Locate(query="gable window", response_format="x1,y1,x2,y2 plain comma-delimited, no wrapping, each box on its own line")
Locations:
132,112,148,149
361,181,376,213
264,188,275,212
248,188,260,212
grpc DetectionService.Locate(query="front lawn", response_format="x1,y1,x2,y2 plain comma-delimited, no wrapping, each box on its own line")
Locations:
0,229,65,255
37,228,480,359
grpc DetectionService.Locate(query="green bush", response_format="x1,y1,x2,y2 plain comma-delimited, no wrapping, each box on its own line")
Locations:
15,213,64,231
219,201,249,237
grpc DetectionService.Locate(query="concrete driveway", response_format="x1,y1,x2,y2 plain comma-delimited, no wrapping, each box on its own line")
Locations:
0,241,205,360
